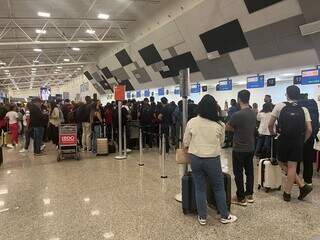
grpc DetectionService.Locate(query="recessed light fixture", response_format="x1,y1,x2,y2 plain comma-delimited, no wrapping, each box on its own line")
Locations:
35,29,47,34
38,12,51,18
97,13,110,20
33,48,42,52
86,29,95,35
77,68,81,70
0,62,6,66
33,60,39,63
80,65,83,68
4,69,9,73
281,73,295,77
31,68,37,71
72,47,80,51
57,66,62,69
63,58,70,62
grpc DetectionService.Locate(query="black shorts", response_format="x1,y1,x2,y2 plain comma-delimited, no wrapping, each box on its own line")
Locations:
277,136,304,163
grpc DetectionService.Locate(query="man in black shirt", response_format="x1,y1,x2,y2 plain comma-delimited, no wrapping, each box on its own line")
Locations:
139,98,153,148
77,96,92,151
29,98,47,155
158,97,172,153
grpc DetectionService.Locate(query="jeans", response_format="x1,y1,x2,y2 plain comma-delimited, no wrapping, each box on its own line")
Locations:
92,125,101,153
255,135,271,157
297,137,315,184
190,154,229,219
34,127,44,154
232,151,254,200
24,127,31,150
82,122,92,150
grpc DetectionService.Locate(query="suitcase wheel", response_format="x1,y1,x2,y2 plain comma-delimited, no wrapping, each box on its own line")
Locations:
265,187,271,193
277,186,281,191
258,185,261,190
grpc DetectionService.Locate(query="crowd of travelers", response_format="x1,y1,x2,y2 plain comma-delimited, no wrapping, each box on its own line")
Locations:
0,84,318,225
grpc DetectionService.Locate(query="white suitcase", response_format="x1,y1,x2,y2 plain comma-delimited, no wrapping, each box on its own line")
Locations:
257,138,282,192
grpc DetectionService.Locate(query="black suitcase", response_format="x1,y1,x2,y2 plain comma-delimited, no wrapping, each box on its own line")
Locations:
108,141,116,154
207,173,231,211
182,172,231,215
182,172,197,214
0,147,3,166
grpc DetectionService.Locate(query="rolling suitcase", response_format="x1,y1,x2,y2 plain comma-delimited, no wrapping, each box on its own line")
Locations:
182,172,197,214
96,124,109,155
258,138,282,192
182,171,231,215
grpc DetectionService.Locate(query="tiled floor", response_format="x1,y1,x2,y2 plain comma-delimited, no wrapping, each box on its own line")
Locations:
0,144,319,240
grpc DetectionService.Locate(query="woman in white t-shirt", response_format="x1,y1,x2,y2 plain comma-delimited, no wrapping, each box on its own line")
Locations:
5,104,19,148
255,103,274,158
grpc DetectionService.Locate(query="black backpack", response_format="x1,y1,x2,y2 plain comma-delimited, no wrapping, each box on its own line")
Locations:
298,99,319,139
278,102,305,139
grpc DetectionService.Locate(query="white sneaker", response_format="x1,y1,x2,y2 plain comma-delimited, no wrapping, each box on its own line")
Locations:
197,216,207,226
7,144,14,149
40,144,46,151
19,148,27,153
220,214,238,224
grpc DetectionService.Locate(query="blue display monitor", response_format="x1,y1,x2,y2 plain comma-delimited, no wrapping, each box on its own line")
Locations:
191,83,201,93
136,90,141,98
301,69,320,85
126,92,131,99
158,87,165,96
247,75,264,89
218,79,232,91
174,86,180,95
144,89,150,97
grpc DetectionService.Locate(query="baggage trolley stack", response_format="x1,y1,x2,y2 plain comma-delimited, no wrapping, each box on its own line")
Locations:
57,124,80,161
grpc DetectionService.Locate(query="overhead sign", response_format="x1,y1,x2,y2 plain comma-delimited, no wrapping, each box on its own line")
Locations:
136,90,141,98
191,83,201,93
293,75,302,85
301,69,320,85
144,89,150,97
158,87,165,96
114,85,125,101
247,75,264,89
218,79,232,91
126,92,131,99
174,86,180,95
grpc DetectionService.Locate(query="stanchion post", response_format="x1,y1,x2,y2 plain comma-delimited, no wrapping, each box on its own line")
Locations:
123,125,127,158
115,101,126,160
111,126,114,141
138,128,144,166
161,134,168,179
158,124,162,154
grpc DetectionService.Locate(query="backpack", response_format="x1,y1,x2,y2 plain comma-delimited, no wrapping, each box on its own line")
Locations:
298,99,319,138
278,102,305,140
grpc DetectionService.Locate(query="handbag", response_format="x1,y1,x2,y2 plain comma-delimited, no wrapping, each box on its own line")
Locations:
175,148,190,164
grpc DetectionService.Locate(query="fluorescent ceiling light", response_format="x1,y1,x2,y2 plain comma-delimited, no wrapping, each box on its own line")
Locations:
72,47,80,51
63,58,70,62
4,69,9,73
35,29,47,34
33,48,42,52
0,62,6,66
31,68,37,71
77,68,81,70
33,60,39,63
38,12,51,18
97,13,110,20
86,29,95,35
57,66,62,69
281,73,295,77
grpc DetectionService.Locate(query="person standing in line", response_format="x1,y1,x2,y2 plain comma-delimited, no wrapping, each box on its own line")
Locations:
139,98,153,148
226,90,257,206
255,103,274,158
5,104,19,148
48,102,61,147
223,99,238,149
183,94,237,225
91,101,103,154
268,85,313,202
29,98,47,155
78,96,92,151
264,95,273,104
19,103,31,153
158,97,172,153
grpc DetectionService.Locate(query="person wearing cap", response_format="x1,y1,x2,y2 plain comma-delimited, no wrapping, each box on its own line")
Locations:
29,98,47,155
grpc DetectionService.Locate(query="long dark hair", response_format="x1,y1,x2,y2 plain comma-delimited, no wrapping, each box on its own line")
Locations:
261,103,273,113
198,94,220,122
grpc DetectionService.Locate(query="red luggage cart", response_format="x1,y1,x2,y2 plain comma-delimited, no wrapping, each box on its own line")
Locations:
57,124,80,161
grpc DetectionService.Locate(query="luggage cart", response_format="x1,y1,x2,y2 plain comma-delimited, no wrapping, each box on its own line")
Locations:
57,124,80,161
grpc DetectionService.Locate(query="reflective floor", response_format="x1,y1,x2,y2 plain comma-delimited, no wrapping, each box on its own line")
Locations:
0,144,319,240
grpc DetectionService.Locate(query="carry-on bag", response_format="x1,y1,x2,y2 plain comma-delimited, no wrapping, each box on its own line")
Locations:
96,124,109,155
257,137,282,192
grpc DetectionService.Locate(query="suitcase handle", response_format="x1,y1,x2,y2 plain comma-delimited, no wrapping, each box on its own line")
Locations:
270,137,278,165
